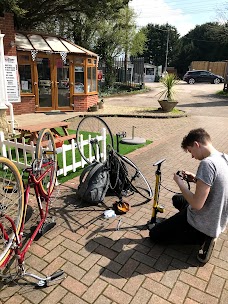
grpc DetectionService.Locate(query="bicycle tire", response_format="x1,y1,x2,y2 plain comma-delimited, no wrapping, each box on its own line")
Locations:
76,116,114,164
0,157,24,267
35,128,57,196
119,154,153,200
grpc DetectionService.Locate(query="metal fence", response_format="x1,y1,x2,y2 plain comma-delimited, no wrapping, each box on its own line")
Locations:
98,57,144,87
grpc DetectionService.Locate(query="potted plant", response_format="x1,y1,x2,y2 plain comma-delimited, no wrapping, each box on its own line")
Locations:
157,73,179,112
98,99,104,109
88,104,98,112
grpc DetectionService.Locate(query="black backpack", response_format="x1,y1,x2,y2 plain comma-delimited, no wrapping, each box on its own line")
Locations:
108,151,131,198
77,161,110,205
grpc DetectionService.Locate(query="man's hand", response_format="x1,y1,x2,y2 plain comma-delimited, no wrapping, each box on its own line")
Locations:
173,172,186,186
177,170,196,183
174,171,210,210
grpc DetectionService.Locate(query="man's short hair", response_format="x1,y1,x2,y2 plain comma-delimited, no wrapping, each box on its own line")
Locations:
181,128,211,151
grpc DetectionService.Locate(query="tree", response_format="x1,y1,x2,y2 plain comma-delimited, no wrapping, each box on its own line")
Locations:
140,23,179,69
115,6,146,82
0,0,130,30
93,6,146,86
173,22,228,76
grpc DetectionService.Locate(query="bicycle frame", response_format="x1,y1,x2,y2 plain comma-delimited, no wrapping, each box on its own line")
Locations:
0,158,63,286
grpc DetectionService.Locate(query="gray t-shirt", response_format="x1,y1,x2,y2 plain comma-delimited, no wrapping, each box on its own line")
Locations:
187,151,228,238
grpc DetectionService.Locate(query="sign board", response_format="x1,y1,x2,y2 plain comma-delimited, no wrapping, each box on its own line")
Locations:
5,56,21,102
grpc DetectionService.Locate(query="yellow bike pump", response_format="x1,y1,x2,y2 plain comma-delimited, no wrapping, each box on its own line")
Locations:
148,158,166,229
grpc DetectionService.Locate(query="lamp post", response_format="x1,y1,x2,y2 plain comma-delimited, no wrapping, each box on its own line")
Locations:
164,30,169,74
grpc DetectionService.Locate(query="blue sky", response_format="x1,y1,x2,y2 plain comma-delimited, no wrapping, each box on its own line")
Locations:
129,0,222,36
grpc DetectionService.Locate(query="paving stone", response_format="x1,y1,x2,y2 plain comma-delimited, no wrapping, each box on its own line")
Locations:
82,278,108,302
168,281,189,303
123,272,145,296
61,261,86,280
93,295,112,304
118,258,140,278
188,287,219,304
3,87,228,303
3,294,24,304
43,245,66,263
103,285,132,304
41,286,67,304
61,292,88,304
206,274,225,297
142,277,171,299
101,269,127,289
148,294,171,304
179,272,207,291
61,276,87,296
22,289,46,304
129,287,152,304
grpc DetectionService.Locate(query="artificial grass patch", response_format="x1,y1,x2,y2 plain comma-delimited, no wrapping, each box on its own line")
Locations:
56,129,152,185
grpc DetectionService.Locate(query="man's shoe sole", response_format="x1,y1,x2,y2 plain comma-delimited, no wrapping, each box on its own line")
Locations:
197,238,216,264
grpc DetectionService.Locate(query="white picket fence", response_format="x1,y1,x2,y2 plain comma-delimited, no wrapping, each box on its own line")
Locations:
0,130,107,176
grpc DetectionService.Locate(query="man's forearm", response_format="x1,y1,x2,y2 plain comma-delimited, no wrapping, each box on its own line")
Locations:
178,182,196,208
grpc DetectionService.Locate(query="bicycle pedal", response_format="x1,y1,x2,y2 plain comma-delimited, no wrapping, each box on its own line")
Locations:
40,222,56,235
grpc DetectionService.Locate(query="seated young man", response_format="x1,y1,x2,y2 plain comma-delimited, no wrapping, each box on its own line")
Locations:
149,128,228,263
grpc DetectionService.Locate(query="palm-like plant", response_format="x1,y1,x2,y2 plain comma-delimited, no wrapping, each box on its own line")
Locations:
158,73,179,101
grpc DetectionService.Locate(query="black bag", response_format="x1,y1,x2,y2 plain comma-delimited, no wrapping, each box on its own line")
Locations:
77,162,109,205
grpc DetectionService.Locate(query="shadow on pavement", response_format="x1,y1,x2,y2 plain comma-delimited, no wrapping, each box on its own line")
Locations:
178,98,228,108
84,232,201,279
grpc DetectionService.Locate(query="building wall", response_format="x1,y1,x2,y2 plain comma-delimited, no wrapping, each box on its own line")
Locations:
0,13,35,115
0,13,16,56
73,95,98,112
13,96,36,115
0,13,98,115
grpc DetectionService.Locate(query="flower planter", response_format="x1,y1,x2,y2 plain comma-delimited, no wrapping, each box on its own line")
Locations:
98,102,104,109
88,105,98,112
158,100,178,112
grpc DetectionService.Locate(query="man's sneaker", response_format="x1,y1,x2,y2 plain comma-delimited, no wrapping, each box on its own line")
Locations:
197,237,216,263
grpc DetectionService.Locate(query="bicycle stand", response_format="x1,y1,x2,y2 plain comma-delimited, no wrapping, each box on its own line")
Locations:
21,267,65,287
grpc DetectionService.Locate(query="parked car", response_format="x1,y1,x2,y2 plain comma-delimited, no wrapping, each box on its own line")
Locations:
183,70,224,84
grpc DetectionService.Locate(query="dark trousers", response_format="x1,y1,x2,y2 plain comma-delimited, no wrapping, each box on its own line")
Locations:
149,194,206,245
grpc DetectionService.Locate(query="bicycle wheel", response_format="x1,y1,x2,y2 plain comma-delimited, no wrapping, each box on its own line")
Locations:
35,128,57,196
119,154,153,200
76,116,114,164
0,157,24,267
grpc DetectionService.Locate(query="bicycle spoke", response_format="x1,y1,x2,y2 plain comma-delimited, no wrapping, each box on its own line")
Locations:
35,128,57,196
0,157,24,268
119,155,153,200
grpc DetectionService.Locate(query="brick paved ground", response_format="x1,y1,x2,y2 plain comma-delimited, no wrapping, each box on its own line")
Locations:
1,84,228,303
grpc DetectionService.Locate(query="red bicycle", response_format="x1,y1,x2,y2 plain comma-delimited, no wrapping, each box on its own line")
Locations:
0,128,64,287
